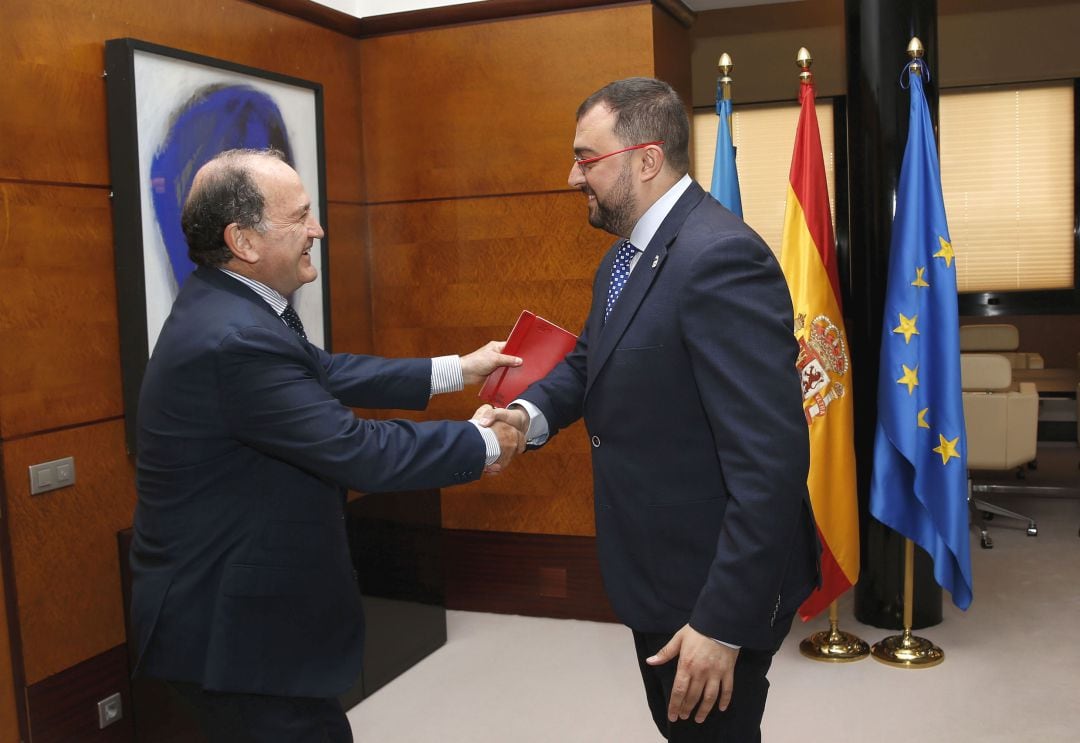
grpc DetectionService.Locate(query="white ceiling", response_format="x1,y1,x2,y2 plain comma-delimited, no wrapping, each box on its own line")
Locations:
309,0,794,20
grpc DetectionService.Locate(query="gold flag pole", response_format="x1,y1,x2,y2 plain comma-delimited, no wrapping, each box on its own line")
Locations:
869,38,944,670
871,538,944,667
790,45,869,664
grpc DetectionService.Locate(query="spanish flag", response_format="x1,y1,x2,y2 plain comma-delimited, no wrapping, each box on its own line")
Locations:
779,71,860,621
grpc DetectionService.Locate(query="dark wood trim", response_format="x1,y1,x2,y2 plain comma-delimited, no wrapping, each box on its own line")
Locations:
654,0,695,28
241,0,365,35
246,0,693,38
442,529,618,623
24,645,134,743
0,448,30,742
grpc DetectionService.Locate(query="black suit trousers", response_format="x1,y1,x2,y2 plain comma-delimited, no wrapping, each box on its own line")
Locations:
632,618,793,743
169,682,353,743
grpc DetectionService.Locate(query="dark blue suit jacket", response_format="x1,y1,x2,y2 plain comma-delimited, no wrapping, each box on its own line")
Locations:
130,267,485,697
521,182,820,649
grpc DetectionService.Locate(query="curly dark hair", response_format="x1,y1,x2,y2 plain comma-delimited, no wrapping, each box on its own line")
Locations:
576,77,690,175
181,148,286,267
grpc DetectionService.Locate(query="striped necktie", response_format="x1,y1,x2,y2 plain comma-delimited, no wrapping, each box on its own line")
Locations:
604,239,637,321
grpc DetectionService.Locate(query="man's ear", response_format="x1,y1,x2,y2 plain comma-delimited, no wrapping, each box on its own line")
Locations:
639,145,665,183
223,223,258,265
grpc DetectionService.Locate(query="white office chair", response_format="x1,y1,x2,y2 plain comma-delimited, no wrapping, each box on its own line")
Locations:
961,353,1040,548
959,323,1044,370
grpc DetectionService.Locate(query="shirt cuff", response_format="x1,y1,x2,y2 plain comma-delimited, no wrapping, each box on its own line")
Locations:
509,399,548,445
431,355,464,397
468,420,502,466
711,638,740,650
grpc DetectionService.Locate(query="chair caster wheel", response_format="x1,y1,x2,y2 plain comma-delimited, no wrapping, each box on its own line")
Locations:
981,536,993,549
1027,525,1038,537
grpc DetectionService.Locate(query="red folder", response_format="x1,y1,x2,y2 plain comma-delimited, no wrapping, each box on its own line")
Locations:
478,311,578,406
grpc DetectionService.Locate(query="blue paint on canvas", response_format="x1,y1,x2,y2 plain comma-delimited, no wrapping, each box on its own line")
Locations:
150,84,293,289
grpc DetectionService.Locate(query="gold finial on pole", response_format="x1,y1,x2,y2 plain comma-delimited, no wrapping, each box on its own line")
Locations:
796,47,812,83
907,36,924,75
718,52,733,101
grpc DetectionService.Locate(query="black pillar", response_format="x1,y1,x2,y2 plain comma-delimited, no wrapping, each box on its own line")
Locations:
845,0,943,629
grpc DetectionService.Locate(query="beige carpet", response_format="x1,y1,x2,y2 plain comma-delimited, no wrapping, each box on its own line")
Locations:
348,445,1080,742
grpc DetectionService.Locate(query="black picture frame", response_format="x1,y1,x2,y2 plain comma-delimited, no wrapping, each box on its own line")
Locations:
104,38,331,452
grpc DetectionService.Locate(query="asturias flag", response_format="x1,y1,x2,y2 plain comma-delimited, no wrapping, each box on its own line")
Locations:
778,73,860,621
869,60,973,610
711,93,743,217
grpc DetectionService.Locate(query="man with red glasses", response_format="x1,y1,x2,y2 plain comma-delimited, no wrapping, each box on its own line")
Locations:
488,77,820,741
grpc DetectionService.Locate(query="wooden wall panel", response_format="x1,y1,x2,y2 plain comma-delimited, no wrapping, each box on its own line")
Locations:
367,192,605,535
368,192,604,351
25,645,134,743
361,3,694,536
0,0,364,202
327,202,374,355
358,4,655,203
0,539,19,743
0,183,123,439
0,0,368,732
444,530,617,621
3,420,136,685
652,4,693,110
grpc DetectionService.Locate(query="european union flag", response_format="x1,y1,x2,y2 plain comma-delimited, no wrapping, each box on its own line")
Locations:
711,94,743,217
868,61,973,610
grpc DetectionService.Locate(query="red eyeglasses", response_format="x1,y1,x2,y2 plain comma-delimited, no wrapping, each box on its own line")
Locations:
573,140,664,174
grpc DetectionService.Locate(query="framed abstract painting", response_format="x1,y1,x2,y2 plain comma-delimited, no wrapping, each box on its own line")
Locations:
104,38,329,450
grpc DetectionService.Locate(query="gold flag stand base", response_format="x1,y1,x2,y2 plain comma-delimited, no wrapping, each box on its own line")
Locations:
871,533,945,669
871,628,944,668
799,603,869,662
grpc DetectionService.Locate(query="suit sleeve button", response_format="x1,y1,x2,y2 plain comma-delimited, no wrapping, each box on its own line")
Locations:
591,435,601,448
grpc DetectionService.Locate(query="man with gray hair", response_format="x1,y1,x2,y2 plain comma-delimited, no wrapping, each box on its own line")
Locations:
130,148,523,742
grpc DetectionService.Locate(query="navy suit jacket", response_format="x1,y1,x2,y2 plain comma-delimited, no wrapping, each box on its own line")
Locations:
521,182,820,649
130,266,485,697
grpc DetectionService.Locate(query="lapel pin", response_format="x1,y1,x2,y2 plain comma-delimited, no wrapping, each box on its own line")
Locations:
651,255,659,269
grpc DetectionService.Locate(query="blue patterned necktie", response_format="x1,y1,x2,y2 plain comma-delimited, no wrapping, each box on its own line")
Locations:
281,304,307,340
605,239,638,322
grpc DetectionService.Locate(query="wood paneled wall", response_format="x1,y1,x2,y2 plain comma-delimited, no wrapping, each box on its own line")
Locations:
0,0,367,737
0,0,693,735
359,3,691,536
0,545,18,741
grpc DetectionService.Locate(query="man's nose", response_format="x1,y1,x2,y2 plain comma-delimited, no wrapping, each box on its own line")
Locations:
568,163,585,189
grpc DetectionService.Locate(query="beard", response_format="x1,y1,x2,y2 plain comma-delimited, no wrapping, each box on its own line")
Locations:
585,163,636,237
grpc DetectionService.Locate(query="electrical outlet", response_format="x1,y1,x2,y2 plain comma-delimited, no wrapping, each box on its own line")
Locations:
97,692,122,729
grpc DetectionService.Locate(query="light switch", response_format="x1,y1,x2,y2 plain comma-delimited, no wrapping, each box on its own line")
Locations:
28,456,76,495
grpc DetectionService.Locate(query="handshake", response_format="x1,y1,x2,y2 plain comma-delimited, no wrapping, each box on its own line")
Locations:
471,404,529,474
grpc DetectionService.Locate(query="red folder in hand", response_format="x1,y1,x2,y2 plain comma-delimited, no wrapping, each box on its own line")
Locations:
478,311,578,406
